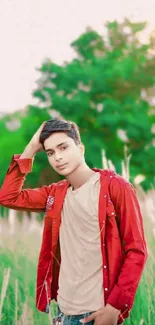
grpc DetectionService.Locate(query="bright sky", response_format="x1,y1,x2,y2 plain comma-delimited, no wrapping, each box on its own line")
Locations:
0,0,155,114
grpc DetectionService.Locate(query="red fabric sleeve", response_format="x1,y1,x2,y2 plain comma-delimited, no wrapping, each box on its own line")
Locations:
0,154,55,212
107,175,148,313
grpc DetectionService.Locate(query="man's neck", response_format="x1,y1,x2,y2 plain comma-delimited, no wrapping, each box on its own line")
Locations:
65,163,96,191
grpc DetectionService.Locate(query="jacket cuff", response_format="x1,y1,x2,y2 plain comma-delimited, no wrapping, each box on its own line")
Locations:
8,154,33,174
107,284,133,312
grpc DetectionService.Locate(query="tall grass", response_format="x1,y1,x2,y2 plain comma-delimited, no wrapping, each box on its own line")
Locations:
0,215,57,325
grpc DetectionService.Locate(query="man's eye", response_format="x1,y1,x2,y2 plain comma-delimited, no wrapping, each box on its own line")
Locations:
48,152,53,156
62,146,68,150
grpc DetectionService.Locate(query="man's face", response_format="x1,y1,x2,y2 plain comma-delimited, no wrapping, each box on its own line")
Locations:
44,132,85,176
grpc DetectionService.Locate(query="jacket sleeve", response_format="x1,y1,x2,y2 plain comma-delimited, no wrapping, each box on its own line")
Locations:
107,175,148,313
0,154,55,212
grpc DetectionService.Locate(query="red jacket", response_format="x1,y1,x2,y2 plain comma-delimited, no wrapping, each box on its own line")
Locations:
0,155,148,324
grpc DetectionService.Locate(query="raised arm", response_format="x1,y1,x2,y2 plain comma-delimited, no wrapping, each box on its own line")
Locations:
0,122,55,212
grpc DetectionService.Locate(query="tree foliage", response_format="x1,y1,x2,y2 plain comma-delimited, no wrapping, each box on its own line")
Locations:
32,19,155,189
0,19,155,190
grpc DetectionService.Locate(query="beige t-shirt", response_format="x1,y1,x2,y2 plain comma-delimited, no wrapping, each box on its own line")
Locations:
57,172,104,315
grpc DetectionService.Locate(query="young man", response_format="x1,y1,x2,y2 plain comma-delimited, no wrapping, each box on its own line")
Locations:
0,119,147,325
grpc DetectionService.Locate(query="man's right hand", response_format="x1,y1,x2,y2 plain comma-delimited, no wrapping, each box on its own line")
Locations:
20,122,46,159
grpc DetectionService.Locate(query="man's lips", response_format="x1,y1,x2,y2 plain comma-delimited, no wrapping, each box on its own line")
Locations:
56,163,68,169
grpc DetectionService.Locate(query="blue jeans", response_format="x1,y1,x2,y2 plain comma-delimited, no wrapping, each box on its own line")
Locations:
53,305,95,325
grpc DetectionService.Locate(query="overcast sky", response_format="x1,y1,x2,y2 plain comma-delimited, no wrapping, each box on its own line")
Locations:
0,0,155,114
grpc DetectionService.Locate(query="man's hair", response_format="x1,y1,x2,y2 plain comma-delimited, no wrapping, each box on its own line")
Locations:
39,118,81,147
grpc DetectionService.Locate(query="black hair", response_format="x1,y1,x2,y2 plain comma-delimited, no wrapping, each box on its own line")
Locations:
39,118,81,147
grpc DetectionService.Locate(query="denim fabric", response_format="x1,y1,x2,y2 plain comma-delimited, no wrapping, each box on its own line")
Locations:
53,305,95,325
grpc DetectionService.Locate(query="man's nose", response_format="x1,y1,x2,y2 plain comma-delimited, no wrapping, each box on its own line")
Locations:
55,152,63,161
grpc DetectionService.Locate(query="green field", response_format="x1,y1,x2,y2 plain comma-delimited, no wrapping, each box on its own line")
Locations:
0,187,154,325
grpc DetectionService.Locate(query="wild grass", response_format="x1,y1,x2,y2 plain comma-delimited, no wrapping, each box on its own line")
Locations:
0,214,57,325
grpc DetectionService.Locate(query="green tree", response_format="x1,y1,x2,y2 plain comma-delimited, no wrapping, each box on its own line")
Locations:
0,19,155,191
32,19,155,189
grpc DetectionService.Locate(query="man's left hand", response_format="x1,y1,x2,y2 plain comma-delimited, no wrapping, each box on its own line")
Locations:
79,304,120,325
